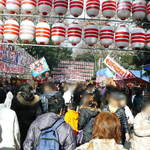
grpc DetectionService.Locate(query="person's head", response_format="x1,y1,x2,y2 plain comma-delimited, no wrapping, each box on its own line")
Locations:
93,112,121,144
86,84,95,93
42,82,55,93
141,97,150,114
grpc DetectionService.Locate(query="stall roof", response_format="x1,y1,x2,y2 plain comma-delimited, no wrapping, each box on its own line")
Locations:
96,68,114,78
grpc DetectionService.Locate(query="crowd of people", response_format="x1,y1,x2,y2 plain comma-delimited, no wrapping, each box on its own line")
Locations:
0,78,150,150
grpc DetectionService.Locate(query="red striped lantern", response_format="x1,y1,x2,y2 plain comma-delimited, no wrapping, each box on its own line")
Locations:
0,0,5,12
86,0,100,17
84,24,98,46
52,22,66,45
70,0,83,17
0,20,3,40
21,0,36,14
54,0,68,16
146,30,150,49
6,0,20,14
100,24,114,48
132,0,146,21
38,0,52,15
68,22,82,46
102,0,116,19
20,19,35,43
147,2,150,21
4,18,19,42
115,24,129,48
117,0,132,20
36,21,50,45
131,26,146,49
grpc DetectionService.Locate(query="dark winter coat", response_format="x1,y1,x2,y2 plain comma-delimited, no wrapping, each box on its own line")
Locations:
11,93,41,146
78,106,100,144
23,113,76,150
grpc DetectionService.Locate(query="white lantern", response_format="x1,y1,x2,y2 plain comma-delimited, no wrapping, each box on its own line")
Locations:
21,0,36,14
54,0,68,16
84,24,98,46
70,0,83,17
147,2,150,21
146,30,150,49
6,0,20,14
102,0,116,19
86,0,100,17
68,22,82,46
131,26,146,49
4,18,19,42
132,0,146,21
0,20,3,40
117,0,132,20
115,24,129,48
20,19,35,43
38,0,52,15
100,24,114,48
0,0,5,12
52,22,66,45
36,21,50,45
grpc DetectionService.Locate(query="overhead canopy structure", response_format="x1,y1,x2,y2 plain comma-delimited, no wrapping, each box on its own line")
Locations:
96,68,114,78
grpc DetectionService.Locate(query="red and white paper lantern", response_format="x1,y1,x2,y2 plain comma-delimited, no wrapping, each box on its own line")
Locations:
4,18,19,42
86,0,100,17
146,30,150,49
131,26,146,49
20,19,35,43
70,0,83,17
6,0,20,14
115,24,129,48
36,21,50,45
0,20,3,40
0,0,5,12
147,2,150,21
68,22,82,46
84,24,98,46
100,24,114,48
38,0,52,15
102,0,116,19
52,22,66,45
117,0,132,20
21,0,36,14
132,0,146,21
54,0,68,16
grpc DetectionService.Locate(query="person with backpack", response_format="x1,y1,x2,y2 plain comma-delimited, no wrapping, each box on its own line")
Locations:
23,94,76,150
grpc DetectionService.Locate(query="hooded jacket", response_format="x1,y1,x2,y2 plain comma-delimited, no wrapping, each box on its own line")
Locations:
23,113,76,150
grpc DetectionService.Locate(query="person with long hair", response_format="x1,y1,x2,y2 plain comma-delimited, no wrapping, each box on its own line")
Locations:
76,112,125,150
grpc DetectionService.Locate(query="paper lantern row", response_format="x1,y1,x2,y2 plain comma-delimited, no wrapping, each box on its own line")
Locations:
0,18,150,49
0,0,150,21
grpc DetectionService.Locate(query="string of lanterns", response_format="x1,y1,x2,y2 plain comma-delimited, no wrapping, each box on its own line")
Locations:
0,0,149,21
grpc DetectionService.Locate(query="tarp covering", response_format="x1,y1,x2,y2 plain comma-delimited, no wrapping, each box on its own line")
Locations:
143,65,150,71
96,68,114,78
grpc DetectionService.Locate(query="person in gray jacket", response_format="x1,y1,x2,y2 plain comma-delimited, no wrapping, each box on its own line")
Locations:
23,94,76,150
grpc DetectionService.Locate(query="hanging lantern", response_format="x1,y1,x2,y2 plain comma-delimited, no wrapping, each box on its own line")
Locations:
132,0,146,21
84,24,98,46
131,26,146,49
0,20,3,40
115,24,129,49
6,0,20,14
117,0,132,20
70,0,83,17
0,0,5,12
4,18,19,42
36,21,50,45
21,0,36,14
38,0,52,15
86,0,100,17
102,0,116,19
68,22,82,46
54,0,68,16
146,30,150,49
100,24,114,48
20,19,35,43
147,2,150,21
52,22,66,45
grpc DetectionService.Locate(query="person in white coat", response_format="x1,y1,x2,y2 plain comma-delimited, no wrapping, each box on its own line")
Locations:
0,92,20,150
